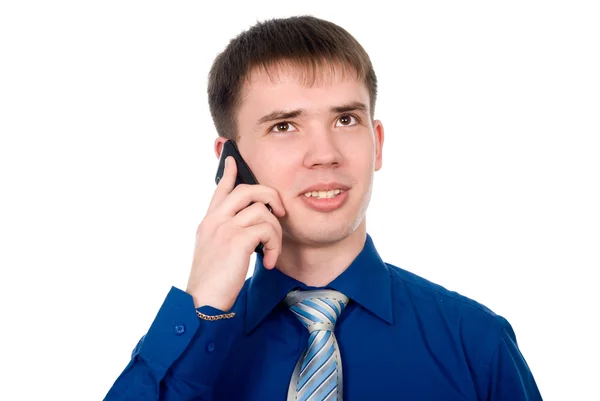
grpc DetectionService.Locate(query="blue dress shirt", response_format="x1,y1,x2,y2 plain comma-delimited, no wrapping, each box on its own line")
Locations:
104,234,542,400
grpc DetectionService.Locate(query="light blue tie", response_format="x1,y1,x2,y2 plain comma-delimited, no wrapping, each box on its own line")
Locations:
285,289,350,401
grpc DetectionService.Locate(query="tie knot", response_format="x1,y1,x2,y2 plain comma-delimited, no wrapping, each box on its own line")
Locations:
285,289,349,333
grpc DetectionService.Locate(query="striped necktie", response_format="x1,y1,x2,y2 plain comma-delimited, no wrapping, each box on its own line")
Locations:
284,289,350,401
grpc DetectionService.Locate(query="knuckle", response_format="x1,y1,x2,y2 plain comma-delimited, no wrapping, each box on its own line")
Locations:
214,220,235,239
249,202,269,217
241,202,261,218
233,229,250,247
259,202,272,214
275,220,283,235
223,219,238,234
196,219,210,237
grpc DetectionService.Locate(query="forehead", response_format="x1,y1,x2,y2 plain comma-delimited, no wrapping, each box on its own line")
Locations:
239,61,370,108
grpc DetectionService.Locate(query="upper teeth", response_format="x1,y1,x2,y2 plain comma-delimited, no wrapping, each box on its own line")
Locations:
304,189,343,199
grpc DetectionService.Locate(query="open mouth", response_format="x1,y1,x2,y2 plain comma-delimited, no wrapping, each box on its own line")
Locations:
299,188,349,212
302,189,345,199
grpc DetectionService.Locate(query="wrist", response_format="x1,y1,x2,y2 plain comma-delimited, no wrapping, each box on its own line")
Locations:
187,287,235,312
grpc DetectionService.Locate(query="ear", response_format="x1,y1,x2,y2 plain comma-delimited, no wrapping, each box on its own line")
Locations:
373,120,384,171
214,137,228,159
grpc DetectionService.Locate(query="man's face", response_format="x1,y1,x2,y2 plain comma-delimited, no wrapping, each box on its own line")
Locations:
216,63,384,247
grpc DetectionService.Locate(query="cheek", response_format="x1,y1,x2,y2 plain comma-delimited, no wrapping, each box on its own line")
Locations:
344,136,376,166
253,153,299,192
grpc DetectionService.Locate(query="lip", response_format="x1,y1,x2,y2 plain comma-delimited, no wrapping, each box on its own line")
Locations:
299,189,349,212
299,182,351,196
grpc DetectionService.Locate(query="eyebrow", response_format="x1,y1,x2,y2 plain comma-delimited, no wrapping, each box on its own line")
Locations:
330,101,368,114
256,101,368,126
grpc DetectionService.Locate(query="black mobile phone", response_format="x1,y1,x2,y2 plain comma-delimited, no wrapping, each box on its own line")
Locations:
215,140,260,186
215,140,272,255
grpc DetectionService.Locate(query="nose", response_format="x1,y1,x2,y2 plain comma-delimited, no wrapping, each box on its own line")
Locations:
303,129,344,169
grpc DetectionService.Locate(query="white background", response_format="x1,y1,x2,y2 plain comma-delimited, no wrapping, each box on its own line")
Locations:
1,1,598,400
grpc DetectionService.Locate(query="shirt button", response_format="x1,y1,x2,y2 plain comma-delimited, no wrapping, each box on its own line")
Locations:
207,342,215,352
174,324,186,335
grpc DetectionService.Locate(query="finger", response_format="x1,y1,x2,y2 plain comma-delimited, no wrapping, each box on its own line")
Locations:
243,222,282,270
233,202,281,229
233,203,283,253
207,156,238,214
220,184,286,218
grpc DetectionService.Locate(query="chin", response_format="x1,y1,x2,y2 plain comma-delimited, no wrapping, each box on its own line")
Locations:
280,188,371,247
281,212,364,248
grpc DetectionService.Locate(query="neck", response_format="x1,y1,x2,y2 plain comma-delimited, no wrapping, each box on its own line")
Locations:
274,220,367,287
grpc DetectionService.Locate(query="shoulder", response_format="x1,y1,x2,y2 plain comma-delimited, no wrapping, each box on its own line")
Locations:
386,262,502,323
385,263,518,382
385,262,512,357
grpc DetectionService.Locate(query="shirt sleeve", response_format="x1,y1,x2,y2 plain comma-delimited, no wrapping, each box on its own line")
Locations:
103,286,242,401
488,316,543,401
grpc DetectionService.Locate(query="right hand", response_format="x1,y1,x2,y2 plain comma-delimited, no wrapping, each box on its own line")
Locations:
186,156,286,311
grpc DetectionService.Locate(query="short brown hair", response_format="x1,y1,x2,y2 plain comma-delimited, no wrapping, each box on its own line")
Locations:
207,15,378,140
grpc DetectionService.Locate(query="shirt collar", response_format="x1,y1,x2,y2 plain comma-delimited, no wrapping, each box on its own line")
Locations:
245,233,394,335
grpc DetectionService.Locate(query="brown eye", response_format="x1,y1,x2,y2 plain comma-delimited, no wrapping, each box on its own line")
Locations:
271,121,298,133
336,114,358,127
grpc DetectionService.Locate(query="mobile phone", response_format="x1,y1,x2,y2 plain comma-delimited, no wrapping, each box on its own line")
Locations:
215,140,272,255
215,140,260,187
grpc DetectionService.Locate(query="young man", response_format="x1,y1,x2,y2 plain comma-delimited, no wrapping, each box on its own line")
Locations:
104,15,542,400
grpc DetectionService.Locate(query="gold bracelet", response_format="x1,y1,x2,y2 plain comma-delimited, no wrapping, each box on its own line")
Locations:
196,310,236,321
